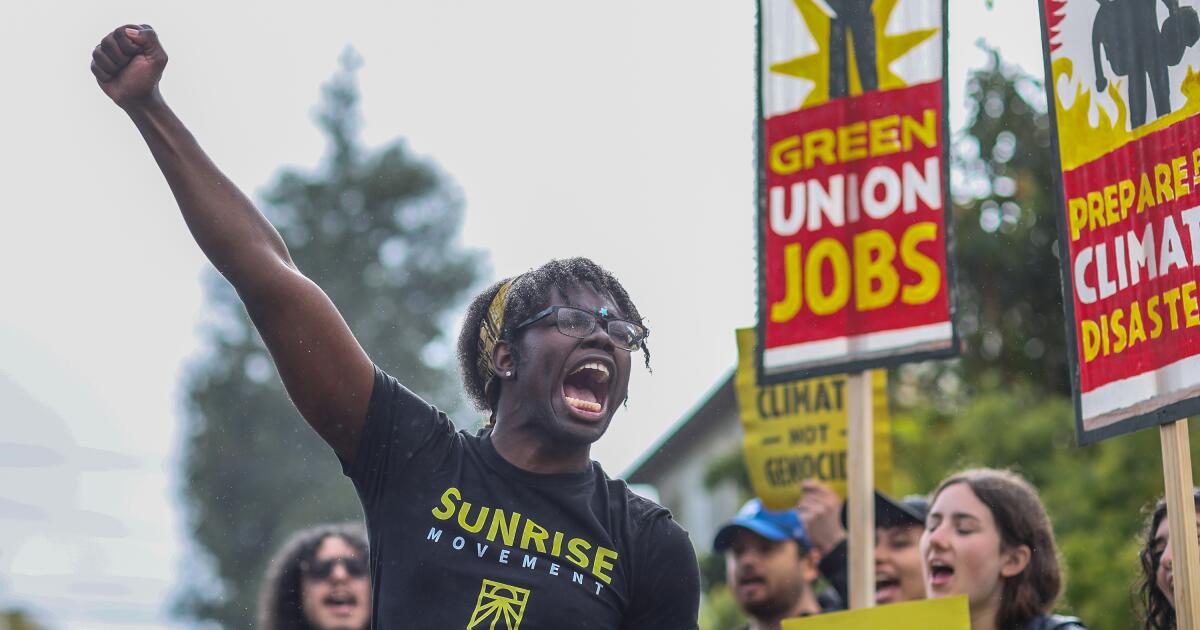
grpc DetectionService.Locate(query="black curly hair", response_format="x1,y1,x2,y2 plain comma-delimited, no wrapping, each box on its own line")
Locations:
456,257,650,420
258,522,370,630
1138,488,1200,630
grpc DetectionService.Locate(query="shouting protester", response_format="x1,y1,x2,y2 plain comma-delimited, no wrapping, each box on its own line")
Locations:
260,523,371,630
921,468,1085,630
1137,488,1200,630
713,499,829,629
91,24,700,629
797,480,927,607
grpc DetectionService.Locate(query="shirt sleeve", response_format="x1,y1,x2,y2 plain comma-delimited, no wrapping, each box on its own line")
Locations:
622,514,701,630
817,538,849,607
341,365,456,511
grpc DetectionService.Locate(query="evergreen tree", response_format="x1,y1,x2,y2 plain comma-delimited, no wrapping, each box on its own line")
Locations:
946,48,1070,397
1,608,48,630
174,51,484,627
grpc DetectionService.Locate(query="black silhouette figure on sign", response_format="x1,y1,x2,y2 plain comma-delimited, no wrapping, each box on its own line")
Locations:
828,0,878,99
1092,0,1200,128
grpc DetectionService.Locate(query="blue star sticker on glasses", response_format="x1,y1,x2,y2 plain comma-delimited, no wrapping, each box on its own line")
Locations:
598,307,608,317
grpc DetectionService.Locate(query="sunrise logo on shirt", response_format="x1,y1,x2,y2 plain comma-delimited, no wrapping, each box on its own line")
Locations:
468,579,529,630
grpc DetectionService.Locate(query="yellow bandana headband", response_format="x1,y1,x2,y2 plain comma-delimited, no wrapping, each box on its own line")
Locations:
477,278,515,392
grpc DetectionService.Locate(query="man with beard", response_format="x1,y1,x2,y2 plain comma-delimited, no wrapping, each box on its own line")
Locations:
91,24,700,629
714,499,824,629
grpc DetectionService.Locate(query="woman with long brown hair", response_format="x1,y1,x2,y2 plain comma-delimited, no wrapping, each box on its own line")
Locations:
920,468,1085,630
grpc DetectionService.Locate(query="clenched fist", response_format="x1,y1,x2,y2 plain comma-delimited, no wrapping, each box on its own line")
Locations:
91,25,168,109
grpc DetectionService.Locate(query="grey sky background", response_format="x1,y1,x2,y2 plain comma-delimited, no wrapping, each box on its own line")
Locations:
0,1,1046,627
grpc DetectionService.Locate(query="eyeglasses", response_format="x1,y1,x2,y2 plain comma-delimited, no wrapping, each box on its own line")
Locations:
302,556,368,580
513,305,646,352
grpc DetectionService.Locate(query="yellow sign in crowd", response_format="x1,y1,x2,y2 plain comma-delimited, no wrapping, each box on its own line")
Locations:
783,596,970,630
733,328,892,508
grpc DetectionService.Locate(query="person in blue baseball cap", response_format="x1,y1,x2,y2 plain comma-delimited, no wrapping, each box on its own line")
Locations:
714,498,825,628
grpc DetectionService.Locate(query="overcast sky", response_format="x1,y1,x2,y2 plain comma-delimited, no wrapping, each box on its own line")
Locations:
0,1,1047,627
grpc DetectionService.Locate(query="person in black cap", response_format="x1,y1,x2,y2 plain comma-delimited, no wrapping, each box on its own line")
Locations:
797,480,928,607
713,498,826,629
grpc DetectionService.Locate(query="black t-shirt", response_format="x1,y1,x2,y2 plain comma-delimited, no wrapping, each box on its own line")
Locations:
344,367,701,629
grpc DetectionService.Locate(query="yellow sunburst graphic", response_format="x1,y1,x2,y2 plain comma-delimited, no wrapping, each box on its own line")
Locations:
1053,56,1200,171
468,579,530,630
771,0,939,109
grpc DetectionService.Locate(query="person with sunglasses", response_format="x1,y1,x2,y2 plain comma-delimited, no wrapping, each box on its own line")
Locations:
91,24,700,629
259,523,371,630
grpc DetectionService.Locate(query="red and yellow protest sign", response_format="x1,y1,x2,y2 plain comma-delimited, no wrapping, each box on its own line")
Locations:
756,0,956,382
1041,0,1200,442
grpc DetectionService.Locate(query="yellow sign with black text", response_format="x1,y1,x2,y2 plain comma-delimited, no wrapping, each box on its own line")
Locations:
736,328,892,510
782,595,969,629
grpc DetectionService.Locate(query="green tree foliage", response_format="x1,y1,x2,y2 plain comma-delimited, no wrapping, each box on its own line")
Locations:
1,608,47,630
948,49,1070,396
174,51,484,627
893,392,1200,630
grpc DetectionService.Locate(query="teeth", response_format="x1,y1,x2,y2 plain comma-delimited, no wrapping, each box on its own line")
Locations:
571,361,610,382
565,396,602,412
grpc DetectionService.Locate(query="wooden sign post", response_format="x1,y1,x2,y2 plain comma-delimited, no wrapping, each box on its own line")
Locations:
1160,419,1200,623
845,371,875,609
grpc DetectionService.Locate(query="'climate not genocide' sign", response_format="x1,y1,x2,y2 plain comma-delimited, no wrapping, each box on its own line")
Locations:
756,0,956,382
1040,0,1200,442
735,328,892,509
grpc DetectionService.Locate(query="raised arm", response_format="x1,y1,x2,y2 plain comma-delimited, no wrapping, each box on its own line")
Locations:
91,25,374,464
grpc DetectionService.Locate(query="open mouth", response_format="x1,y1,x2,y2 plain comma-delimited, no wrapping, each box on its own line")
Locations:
323,591,359,616
562,360,611,417
928,559,955,588
735,573,767,595
875,575,900,602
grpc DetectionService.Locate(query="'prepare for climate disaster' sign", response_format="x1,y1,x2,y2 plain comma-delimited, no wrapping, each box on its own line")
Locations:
756,0,956,383
1041,0,1200,442
735,328,892,510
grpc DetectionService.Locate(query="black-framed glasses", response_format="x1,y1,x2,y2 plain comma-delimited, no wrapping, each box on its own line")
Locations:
302,556,368,580
513,305,646,352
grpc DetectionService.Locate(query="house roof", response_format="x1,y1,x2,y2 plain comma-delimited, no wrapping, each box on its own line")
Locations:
624,370,736,484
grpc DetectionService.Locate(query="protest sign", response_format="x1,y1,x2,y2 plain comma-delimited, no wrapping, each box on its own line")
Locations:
735,327,892,510
781,595,969,630
1040,2,1200,621
756,0,956,383
1040,0,1200,442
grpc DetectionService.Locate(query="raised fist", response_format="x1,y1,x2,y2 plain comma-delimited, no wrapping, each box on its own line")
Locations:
91,25,168,109
797,479,847,555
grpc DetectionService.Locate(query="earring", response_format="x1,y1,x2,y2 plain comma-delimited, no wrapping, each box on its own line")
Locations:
505,371,513,377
